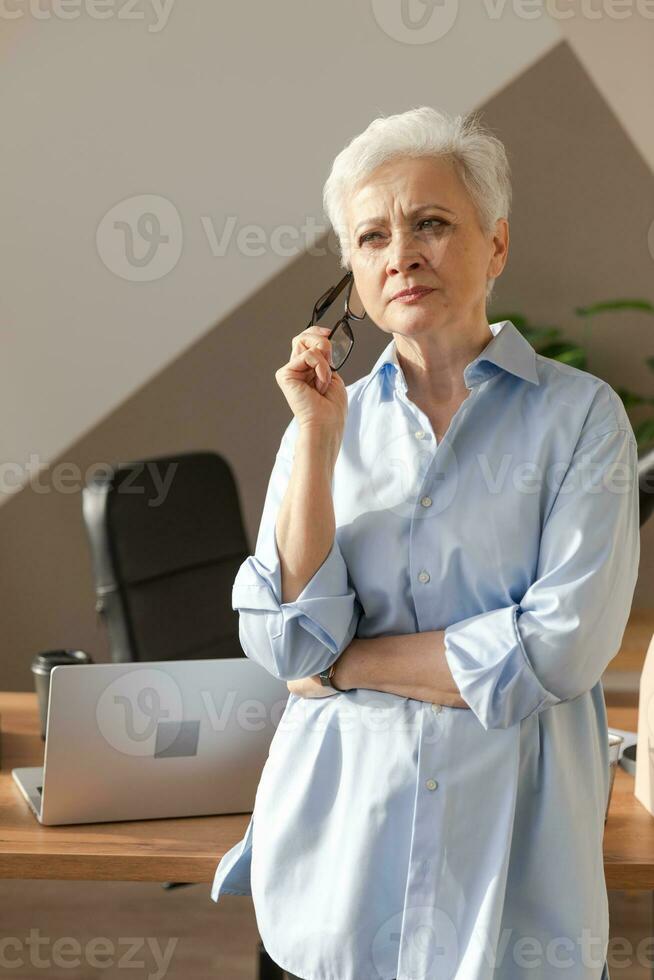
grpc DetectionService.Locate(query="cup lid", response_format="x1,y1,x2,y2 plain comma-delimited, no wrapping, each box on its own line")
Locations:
31,650,92,673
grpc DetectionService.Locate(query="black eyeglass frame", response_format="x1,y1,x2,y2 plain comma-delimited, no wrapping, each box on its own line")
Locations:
306,271,366,371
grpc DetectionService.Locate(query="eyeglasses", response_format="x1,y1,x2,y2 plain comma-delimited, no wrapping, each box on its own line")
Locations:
307,271,366,371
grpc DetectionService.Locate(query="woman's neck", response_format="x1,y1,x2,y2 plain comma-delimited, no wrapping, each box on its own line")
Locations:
394,321,492,404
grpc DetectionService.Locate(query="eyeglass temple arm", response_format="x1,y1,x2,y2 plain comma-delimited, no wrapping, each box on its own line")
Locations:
311,272,353,323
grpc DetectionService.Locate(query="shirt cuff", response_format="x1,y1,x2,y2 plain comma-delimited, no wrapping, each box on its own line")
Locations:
443,603,560,731
232,535,357,656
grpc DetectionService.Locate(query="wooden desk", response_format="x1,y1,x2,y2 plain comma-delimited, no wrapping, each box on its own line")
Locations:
1,693,653,889
0,692,249,882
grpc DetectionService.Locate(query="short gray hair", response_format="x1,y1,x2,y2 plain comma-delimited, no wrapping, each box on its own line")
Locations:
322,106,512,303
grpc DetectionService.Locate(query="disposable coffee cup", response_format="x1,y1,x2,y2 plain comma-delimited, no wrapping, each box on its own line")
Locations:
605,732,624,824
30,650,94,740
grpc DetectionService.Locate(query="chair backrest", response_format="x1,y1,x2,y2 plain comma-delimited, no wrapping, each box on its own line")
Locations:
82,451,249,662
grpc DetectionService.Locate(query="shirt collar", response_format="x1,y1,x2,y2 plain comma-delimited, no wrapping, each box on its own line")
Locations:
359,320,540,395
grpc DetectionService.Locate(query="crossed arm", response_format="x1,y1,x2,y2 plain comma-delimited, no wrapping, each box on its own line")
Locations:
286,629,470,708
276,426,469,707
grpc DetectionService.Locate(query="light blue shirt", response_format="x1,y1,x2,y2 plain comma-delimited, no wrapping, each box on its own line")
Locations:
211,319,638,980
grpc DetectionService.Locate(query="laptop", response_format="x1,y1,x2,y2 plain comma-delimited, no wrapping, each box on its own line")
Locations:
12,657,289,826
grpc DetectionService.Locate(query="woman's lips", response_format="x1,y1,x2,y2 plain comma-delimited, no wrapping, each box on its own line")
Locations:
393,288,434,303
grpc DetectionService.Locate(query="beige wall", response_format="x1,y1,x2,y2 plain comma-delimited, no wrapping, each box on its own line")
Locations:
558,10,654,171
0,0,560,501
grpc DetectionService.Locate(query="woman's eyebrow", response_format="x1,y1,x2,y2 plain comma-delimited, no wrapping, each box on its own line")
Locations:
354,203,456,236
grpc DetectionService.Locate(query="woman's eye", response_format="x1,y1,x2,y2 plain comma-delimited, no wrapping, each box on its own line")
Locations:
358,218,446,246
418,218,448,232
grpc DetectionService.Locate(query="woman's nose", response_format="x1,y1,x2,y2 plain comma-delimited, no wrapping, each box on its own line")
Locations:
386,254,423,276
385,233,424,276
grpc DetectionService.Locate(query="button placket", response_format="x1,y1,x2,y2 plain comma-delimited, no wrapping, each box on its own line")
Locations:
396,701,445,978
409,383,483,634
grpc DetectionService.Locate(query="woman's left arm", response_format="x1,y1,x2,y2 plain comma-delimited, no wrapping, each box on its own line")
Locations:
287,630,470,708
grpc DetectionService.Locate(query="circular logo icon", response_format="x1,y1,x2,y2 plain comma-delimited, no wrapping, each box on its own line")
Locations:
371,0,459,44
371,904,458,978
369,430,459,519
95,667,184,757
96,193,183,281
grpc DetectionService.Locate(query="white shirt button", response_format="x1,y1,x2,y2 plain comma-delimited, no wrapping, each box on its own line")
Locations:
420,496,432,508
414,429,425,440
418,570,430,584
425,778,439,791
431,703,442,714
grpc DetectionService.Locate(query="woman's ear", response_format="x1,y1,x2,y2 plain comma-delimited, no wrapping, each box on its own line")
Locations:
488,218,509,279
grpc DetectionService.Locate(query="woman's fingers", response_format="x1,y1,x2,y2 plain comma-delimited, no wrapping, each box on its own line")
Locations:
288,346,332,390
287,347,332,381
291,326,333,363
291,325,331,346
275,323,348,429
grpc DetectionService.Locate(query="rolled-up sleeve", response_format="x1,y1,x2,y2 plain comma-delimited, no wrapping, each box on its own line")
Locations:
232,419,362,681
443,425,640,731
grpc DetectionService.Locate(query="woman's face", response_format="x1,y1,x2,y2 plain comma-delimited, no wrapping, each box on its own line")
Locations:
344,155,508,338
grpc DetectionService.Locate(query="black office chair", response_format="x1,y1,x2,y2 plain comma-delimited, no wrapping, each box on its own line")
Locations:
82,451,285,980
82,451,249,663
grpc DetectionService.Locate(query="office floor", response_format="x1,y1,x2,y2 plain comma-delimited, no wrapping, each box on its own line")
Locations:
0,879,650,978
0,879,258,979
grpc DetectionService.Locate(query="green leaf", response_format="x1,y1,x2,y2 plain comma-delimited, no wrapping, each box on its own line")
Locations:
575,299,654,317
537,342,587,369
521,326,562,348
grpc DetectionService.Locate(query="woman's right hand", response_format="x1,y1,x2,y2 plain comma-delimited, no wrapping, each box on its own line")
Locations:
275,326,349,435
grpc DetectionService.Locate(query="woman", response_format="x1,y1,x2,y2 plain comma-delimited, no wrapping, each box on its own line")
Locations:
211,106,639,980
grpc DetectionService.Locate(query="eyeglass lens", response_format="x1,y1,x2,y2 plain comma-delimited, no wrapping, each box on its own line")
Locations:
346,278,366,320
328,320,354,370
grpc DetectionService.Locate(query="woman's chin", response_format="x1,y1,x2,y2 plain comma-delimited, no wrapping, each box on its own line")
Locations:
389,306,445,332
